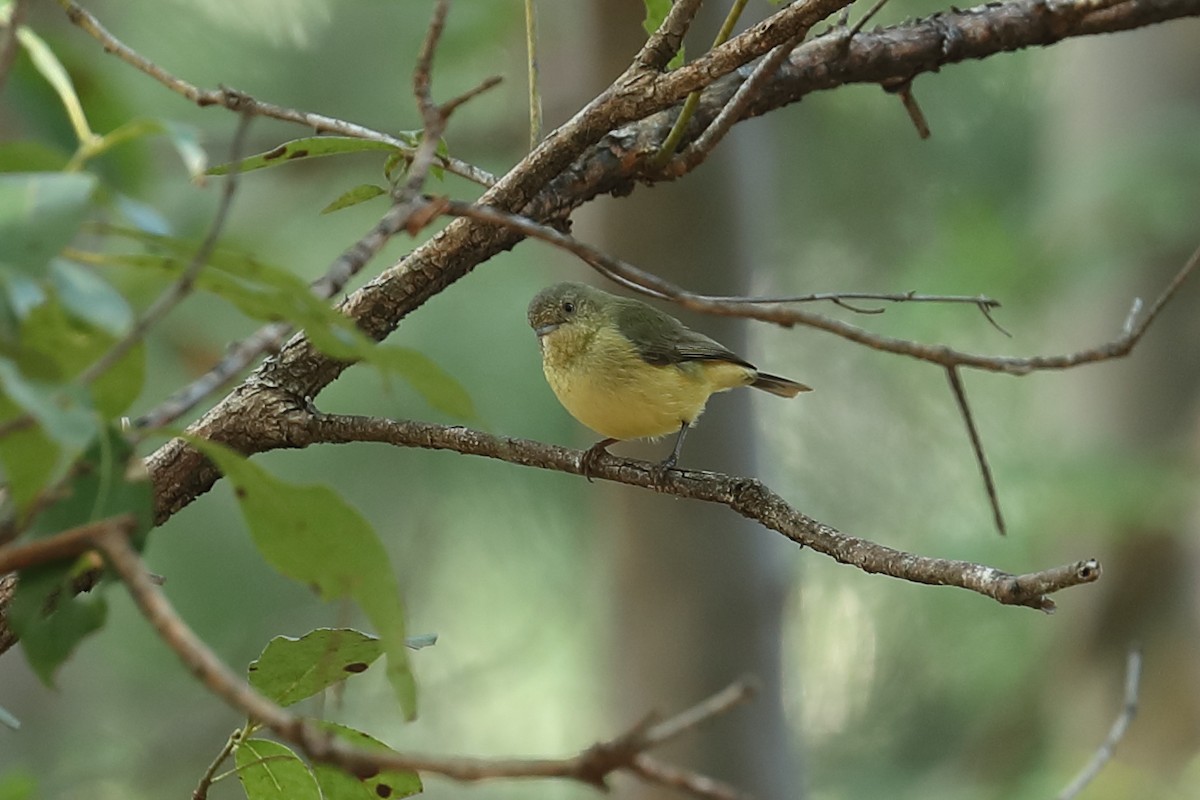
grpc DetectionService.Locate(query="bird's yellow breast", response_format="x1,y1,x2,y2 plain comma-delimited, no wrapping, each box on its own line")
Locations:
539,323,753,441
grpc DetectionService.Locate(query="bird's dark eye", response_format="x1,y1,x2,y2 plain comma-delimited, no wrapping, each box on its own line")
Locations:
562,300,575,314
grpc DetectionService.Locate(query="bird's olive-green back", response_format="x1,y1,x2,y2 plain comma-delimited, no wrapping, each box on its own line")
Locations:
610,295,753,369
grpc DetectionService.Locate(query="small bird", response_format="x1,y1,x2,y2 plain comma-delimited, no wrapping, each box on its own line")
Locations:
527,282,811,478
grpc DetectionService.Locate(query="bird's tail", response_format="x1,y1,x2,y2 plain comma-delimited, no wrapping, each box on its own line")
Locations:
751,371,812,398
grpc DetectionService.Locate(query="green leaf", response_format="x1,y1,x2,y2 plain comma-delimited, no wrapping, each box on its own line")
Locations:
15,26,93,144
383,151,408,183
0,769,36,800
248,628,383,707
235,739,320,800
0,358,95,451
114,194,172,236
320,184,387,215
5,296,145,420
29,424,154,542
312,723,422,800
49,260,133,336
194,440,416,719
207,137,406,176
80,233,471,419
0,394,59,508
372,346,476,420
0,173,97,273
10,563,107,687
0,141,71,173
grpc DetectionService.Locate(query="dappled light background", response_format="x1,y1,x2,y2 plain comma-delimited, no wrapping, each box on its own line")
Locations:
1,1,1198,799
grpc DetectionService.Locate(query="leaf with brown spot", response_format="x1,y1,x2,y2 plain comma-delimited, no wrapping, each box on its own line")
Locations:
207,135,416,175
247,628,383,707
311,722,422,800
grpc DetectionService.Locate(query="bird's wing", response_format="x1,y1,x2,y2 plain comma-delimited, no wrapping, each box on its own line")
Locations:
614,299,754,368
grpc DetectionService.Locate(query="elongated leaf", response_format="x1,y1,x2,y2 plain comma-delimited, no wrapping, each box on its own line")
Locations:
194,440,416,719
372,346,476,420
248,628,383,707
321,184,387,215
208,136,412,176
0,173,97,273
15,27,93,143
235,739,319,800
83,119,207,181
0,359,95,451
79,236,472,419
49,260,133,336
312,723,422,800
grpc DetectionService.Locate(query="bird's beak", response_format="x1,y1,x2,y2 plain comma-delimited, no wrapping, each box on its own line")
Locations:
534,323,560,338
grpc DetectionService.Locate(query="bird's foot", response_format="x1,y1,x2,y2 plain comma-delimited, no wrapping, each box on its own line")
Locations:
648,454,678,490
580,440,615,482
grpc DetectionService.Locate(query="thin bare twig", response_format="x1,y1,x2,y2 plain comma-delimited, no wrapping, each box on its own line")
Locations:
637,0,705,72
946,366,1005,535
79,110,254,386
654,0,751,167
132,322,290,431
630,755,752,800
524,0,541,149
91,521,756,795
0,514,137,573
671,26,807,174
1057,648,1143,800
57,0,496,187
192,728,242,800
290,413,1102,612
439,198,1003,323
886,79,932,139
641,678,758,746
131,0,501,433
847,0,893,39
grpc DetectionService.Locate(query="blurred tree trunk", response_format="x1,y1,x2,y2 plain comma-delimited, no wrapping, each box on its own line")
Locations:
575,3,798,797
1040,19,1200,780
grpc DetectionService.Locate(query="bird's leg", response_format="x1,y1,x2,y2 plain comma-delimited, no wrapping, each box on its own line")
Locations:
650,422,690,486
581,438,618,482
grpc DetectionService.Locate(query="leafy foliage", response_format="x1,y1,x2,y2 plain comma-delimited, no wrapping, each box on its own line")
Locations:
207,136,417,176
195,440,417,718
7,427,153,684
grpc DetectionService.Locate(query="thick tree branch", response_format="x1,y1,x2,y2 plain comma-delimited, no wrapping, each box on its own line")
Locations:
284,413,1099,612
122,0,1199,521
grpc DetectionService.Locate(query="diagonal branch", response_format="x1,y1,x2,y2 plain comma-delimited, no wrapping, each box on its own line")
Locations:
89,519,757,798
1056,648,1143,800
287,413,1101,612
945,366,1006,535
129,0,1200,530
56,0,496,187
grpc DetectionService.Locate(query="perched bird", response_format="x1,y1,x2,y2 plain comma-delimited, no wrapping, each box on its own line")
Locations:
527,281,811,477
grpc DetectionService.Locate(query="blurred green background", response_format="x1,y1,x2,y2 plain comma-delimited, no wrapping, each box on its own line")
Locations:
1,1,1199,799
